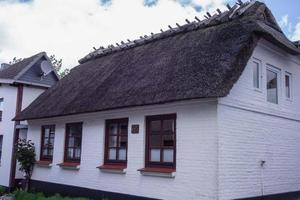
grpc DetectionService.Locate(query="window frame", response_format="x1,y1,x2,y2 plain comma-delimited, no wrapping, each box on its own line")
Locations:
104,118,129,166
252,59,262,90
64,122,83,163
145,113,176,169
285,72,292,100
0,98,3,121
40,125,56,161
266,65,280,104
0,135,3,163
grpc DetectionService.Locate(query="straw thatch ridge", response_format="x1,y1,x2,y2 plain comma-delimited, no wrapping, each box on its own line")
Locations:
15,1,300,121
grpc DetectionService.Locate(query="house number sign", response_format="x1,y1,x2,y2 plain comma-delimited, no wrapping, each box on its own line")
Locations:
131,124,139,134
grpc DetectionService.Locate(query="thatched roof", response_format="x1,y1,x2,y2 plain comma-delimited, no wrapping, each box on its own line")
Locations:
15,1,300,121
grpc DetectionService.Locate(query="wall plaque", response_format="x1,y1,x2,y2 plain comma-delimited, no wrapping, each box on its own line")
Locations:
131,124,139,134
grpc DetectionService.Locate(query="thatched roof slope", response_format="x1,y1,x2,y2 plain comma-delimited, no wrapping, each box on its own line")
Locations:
15,1,300,121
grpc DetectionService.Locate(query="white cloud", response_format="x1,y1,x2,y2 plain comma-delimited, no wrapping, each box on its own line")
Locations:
279,15,289,28
278,14,293,33
292,22,300,41
0,0,228,68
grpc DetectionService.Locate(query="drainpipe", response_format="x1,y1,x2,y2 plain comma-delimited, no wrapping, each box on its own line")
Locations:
8,84,23,192
260,160,266,198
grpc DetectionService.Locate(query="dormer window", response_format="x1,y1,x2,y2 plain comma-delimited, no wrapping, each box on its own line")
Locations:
285,72,292,100
267,66,280,104
252,60,261,89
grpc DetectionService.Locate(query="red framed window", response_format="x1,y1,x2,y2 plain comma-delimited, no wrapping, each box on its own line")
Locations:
40,125,55,161
146,114,176,169
104,118,128,165
64,122,83,163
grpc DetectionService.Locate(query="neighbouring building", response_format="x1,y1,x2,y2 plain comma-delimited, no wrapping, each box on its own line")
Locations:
14,1,300,200
0,52,59,189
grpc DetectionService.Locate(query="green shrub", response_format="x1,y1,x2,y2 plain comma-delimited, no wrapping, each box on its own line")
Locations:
0,186,6,196
13,190,89,200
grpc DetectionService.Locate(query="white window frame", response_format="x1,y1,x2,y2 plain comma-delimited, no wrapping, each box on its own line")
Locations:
285,72,292,101
266,65,281,105
0,135,3,163
252,58,262,91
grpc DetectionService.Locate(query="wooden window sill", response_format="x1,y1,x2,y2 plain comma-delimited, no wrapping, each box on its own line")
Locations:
35,160,52,168
57,162,80,170
97,165,127,174
138,167,176,178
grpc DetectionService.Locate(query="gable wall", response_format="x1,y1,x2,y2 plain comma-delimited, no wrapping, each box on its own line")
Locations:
27,100,218,200
18,57,58,87
218,39,300,199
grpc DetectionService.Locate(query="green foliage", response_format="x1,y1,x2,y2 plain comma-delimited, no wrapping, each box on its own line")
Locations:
49,54,70,78
0,186,6,196
9,57,23,64
13,190,89,200
15,139,36,191
15,139,36,179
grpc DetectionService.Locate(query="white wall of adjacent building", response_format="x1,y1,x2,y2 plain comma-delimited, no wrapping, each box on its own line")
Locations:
27,100,219,200
0,85,18,187
218,39,300,200
0,84,46,186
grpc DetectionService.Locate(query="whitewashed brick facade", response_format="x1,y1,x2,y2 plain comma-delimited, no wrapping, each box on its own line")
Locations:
26,40,300,200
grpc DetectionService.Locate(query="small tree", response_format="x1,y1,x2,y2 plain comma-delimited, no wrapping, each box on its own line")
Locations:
15,139,36,191
49,54,70,78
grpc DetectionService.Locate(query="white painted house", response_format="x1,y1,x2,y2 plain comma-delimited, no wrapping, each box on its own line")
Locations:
0,52,59,189
15,2,300,200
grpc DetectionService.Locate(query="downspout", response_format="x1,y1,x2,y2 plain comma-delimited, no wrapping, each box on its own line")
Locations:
9,84,23,191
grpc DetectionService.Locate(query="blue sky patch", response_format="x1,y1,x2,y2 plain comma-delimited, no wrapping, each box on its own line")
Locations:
144,0,158,7
100,0,111,6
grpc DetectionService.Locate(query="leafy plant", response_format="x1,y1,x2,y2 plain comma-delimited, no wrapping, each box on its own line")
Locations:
0,186,6,196
13,190,89,200
15,139,36,191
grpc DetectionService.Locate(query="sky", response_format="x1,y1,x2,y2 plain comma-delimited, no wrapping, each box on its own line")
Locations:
0,0,299,69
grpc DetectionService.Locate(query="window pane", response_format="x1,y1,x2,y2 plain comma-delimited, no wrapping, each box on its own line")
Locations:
68,137,75,147
0,135,2,160
253,62,259,88
74,137,81,147
119,135,127,148
120,123,128,134
109,123,118,135
150,149,160,162
42,149,48,156
267,69,278,104
74,148,81,159
109,136,117,147
285,75,291,98
163,149,174,162
119,148,127,160
49,149,53,156
67,148,74,159
163,135,174,147
150,135,161,147
49,138,54,145
0,99,3,111
108,148,116,160
151,120,161,132
44,128,50,138
163,119,174,132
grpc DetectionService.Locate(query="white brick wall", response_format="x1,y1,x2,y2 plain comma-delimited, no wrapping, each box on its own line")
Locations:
0,85,17,187
218,39,300,199
27,100,218,200
25,39,300,200
0,84,46,186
